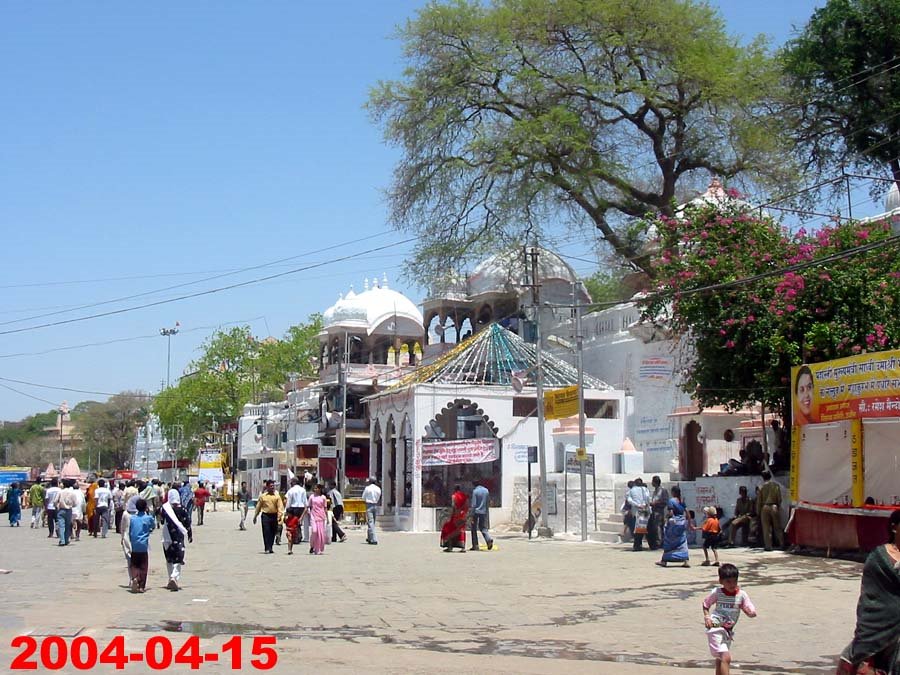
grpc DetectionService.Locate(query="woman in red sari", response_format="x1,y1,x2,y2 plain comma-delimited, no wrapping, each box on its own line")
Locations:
440,485,468,552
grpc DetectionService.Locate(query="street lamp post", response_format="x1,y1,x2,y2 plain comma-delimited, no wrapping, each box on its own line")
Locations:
160,323,180,388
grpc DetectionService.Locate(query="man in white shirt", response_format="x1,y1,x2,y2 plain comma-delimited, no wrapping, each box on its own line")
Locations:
56,479,79,546
362,477,382,545
44,478,61,539
94,479,112,538
284,478,306,554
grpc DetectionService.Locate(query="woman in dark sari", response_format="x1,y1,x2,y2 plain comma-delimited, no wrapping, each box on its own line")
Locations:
839,509,900,674
655,486,690,568
440,485,468,552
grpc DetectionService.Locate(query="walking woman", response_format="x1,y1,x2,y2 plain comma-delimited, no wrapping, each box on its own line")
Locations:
304,484,328,555
656,486,690,568
839,509,900,673
161,489,192,591
440,485,468,552
6,483,22,527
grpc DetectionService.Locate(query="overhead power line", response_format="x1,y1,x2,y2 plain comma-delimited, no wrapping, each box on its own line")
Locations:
0,238,417,337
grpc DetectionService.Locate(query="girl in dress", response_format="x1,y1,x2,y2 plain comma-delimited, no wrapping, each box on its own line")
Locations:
303,484,329,555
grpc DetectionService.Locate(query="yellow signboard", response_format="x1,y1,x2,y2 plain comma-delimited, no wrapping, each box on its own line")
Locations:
543,386,579,420
575,447,588,462
791,350,900,426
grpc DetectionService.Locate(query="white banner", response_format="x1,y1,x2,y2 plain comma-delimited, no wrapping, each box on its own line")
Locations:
421,438,499,466
198,449,224,487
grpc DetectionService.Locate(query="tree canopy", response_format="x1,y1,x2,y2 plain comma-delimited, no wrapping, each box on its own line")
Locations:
153,315,322,442
782,0,900,188
370,0,792,280
76,392,151,471
641,200,900,422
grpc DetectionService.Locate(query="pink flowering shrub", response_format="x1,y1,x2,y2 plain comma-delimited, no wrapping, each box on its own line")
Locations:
641,201,900,419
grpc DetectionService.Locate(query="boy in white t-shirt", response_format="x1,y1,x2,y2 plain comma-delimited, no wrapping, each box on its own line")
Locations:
702,563,757,675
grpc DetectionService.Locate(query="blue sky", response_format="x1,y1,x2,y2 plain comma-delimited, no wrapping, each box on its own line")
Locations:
0,1,858,420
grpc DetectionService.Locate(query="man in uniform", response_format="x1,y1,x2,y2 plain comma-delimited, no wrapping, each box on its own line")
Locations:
726,485,756,547
757,472,783,551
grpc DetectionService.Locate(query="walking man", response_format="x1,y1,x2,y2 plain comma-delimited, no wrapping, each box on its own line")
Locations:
626,478,651,551
648,476,669,550
210,484,218,512
469,480,494,551
28,481,45,529
193,482,210,526
362,477,381,545
252,480,284,554
757,472,783,551
237,481,250,530
112,482,125,534
94,479,112,538
45,478,60,539
128,498,155,593
327,481,347,542
56,479,78,546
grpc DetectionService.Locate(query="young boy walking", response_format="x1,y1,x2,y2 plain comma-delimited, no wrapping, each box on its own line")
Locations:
701,506,722,566
702,563,757,675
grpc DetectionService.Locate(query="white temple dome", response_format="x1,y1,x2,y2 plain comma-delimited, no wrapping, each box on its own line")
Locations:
468,247,579,297
886,182,900,212
323,278,423,336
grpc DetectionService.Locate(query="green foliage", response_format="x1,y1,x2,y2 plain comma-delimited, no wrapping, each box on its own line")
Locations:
0,409,58,447
582,269,629,306
782,0,900,184
641,201,900,420
153,315,323,440
75,392,151,471
369,0,793,280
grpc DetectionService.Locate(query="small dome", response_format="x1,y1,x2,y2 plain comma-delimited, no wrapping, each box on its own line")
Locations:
468,247,578,297
886,182,900,212
323,278,423,336
675,177,756,216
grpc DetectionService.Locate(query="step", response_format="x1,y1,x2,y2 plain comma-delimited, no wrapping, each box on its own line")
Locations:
588,531,621,544
596,521,625,535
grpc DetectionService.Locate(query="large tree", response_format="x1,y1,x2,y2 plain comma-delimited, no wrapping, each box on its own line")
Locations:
76,392,151,471
369,0,792,279
641,200,900,424
782,0,900,189
153,315,323,441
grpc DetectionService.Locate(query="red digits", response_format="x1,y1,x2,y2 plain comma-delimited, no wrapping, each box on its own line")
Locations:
70,636,98,670
221,635,242,670
40,636,67,671
98,635,128,669
174,636,203,670
250,637,277,670
9,636,38,671
145,636,173,670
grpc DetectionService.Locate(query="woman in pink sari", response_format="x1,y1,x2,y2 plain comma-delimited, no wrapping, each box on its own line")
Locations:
304,484,328,555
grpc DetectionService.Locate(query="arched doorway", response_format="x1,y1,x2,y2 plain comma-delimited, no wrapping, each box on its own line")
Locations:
682,420,704,480
421,399,501,508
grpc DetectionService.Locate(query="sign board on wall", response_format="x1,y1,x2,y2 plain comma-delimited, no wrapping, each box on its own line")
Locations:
421,438,499,466
695,485,718,510
565,450,594,473
792,350,900,425
543,386,579,420
638,357,673,383
0,470,29,485
319,445,337,459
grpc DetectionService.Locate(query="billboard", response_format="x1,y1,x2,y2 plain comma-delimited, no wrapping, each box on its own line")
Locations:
198,449,225,486
791,350,900,426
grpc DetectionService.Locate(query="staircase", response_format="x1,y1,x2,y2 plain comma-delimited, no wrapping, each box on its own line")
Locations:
588,512,627,544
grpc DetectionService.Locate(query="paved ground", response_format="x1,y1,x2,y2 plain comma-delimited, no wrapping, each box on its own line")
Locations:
0,507,863,674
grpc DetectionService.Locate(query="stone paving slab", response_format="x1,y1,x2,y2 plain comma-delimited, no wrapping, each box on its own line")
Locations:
0,508,862,674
